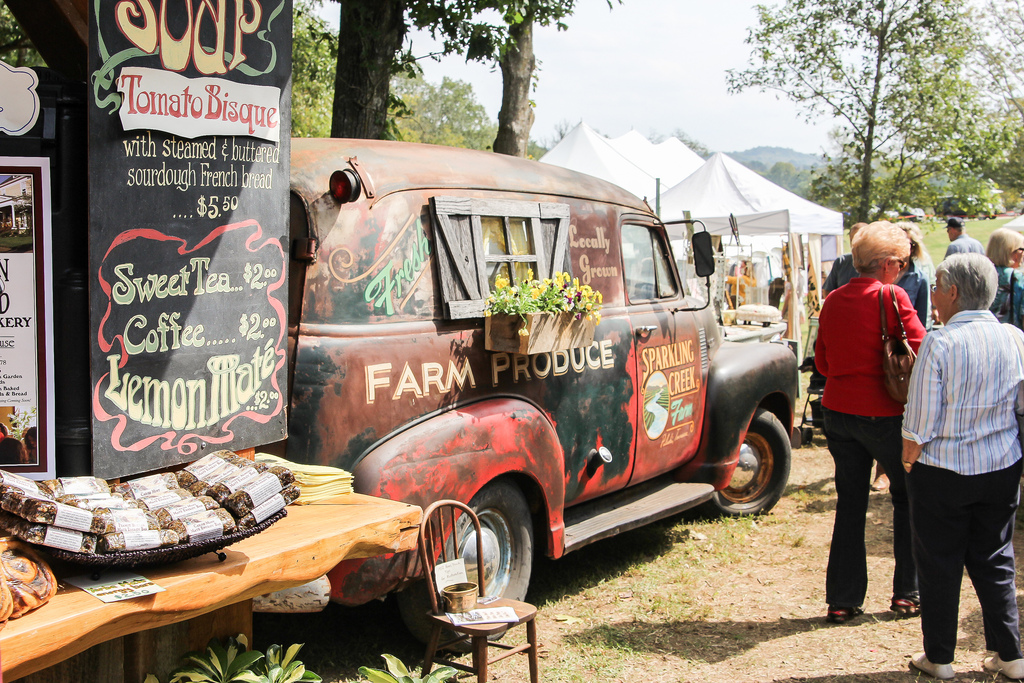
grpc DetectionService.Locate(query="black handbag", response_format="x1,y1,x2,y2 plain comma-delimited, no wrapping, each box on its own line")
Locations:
879,285,915,404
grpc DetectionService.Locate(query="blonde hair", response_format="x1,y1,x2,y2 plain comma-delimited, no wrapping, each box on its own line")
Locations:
852,221,910,274
985,227,1024,267
894,221,925,262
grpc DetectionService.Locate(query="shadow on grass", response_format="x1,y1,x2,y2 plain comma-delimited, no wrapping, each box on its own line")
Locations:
562,610,904,665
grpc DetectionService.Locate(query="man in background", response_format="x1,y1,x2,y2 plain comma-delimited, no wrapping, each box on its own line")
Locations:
944,217,984,258
823,222,867,295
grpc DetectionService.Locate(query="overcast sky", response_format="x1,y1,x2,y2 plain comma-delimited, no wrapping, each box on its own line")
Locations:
317,0,834,154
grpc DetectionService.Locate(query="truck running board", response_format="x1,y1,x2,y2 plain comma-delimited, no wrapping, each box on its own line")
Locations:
562,478,715,553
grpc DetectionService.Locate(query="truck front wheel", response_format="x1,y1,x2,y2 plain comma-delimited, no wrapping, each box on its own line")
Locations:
700,408,791,516
397,480,534,642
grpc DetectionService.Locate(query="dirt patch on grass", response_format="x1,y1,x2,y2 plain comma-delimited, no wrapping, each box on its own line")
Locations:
255,441,1014,682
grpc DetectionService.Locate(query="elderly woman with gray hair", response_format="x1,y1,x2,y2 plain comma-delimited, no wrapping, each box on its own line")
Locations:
902,253,1024,680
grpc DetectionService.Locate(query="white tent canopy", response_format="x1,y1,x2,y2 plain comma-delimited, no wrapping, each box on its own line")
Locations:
539,122,704,203
605,130,704,189
660,152,843,236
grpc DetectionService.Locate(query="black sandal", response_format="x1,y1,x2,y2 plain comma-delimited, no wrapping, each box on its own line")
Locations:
891,597,920,617
826,606,864,624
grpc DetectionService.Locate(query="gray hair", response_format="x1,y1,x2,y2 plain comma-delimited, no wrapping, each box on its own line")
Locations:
935,253,997,311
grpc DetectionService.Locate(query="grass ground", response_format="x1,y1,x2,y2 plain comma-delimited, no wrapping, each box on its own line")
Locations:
253,438,1018,682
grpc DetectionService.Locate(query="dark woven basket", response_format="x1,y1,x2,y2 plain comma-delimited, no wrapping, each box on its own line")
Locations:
43,508,286,568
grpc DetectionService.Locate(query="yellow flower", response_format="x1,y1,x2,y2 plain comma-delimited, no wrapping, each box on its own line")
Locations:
531,288,541,299
582,285,593,296
573,277,579,288
484,310,491,317
543,278,552,286
518,327,530,337
594,312,602,325
526,268,534,281
495,276,509,290
597,292,603,304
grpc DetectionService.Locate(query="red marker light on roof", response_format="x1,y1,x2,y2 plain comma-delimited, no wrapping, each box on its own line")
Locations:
329,169,361,203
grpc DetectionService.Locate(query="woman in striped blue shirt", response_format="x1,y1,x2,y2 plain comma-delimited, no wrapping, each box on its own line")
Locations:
902,253,1024,680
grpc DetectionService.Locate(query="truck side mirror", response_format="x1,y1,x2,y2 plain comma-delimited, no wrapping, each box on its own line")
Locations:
692,231,715,277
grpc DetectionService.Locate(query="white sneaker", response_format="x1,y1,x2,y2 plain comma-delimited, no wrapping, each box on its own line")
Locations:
984,654,1024,679
910,652,954,680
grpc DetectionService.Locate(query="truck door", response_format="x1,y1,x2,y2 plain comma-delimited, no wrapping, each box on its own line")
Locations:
621,222,706,485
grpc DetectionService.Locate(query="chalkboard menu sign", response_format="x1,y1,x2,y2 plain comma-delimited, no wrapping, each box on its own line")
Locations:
87,1,291,478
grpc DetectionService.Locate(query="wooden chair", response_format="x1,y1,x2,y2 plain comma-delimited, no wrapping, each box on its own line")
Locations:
418,499,539,683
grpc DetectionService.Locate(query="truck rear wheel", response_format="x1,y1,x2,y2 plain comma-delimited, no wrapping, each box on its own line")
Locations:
699,408,790,516
397,480,534,643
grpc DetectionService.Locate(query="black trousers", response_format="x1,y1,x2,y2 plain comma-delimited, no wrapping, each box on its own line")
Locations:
907,458,1023,665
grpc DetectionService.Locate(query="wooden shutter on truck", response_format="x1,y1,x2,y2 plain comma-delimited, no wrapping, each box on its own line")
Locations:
430,196,573,320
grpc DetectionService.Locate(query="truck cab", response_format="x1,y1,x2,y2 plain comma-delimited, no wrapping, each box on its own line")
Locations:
279,139,797,630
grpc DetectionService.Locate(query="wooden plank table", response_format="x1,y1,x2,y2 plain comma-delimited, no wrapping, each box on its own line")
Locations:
1,494,421,681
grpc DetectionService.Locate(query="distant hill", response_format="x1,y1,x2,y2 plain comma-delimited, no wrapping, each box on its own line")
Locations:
727,146,822,171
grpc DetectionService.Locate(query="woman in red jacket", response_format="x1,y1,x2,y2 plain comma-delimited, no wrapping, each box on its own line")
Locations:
815,221,927,624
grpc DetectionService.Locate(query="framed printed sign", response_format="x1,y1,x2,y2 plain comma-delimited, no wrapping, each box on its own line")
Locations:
87,1,291,478
0,158,55,479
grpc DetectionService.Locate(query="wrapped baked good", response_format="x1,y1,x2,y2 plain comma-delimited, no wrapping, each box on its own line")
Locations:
134,488,194,511
1,488,50,516
41,476,109,499
222,471,291,518
0,537,56,618
90,507,160,535
175,452,237,489
165,508,237,543
111,472,179,499
207,465,293,504
14,522,97,554
99,528,179,553
235,485,299,529
153,496,219,527
0,471,52,500
57,493,137,511
15,497,95,533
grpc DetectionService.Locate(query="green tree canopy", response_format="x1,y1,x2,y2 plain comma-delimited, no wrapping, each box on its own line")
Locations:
0,3,44,69
292,0,338,138
730,0,1007,222
391,73,497,149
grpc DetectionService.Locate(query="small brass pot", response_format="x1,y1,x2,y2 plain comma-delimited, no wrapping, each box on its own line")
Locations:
442,582,478,612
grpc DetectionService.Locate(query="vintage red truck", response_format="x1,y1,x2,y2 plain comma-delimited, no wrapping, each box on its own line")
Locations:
276,139,797,634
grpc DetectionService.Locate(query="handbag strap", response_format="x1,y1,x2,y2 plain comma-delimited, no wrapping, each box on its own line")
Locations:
879,285,908,342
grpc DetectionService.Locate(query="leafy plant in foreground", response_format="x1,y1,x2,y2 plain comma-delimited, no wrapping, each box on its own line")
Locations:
358,653,457,683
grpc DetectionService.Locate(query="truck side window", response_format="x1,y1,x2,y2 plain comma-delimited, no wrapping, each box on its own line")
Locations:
622,224,678,302
430,196,573,319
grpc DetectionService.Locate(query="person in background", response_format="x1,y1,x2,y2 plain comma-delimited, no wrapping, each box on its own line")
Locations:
0,436,27,465
823,222,868,295
897,222,934,329
944,217,984,258
815,221,926,625
985,228,1024,327
901,253,1024,680
22,426,36,465
869,222,931,493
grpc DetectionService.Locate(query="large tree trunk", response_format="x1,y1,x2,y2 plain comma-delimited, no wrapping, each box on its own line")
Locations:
331,0,406,139
493,20,536,157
